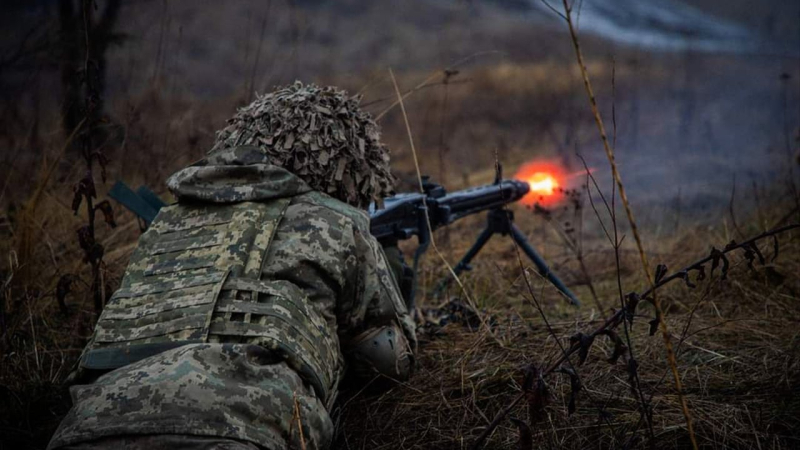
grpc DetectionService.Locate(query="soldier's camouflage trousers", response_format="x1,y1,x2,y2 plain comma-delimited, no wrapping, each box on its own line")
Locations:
59,434,260,450
49,344,334,450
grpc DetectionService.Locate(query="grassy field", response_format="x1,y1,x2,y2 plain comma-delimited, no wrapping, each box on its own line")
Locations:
2,1,800,449
4,157,798,449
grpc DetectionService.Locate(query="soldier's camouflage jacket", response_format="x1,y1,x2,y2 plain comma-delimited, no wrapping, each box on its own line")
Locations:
48,146,416,450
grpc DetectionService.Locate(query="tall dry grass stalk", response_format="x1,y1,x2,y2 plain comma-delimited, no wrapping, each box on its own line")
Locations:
387,68,499,342
375,52,500,121
14,118,86,289
559,0,698,448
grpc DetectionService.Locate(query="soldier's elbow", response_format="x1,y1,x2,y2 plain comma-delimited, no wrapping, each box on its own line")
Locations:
346,324,414,382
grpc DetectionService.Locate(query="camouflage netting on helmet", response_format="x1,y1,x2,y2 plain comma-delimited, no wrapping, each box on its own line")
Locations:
212,82,395,208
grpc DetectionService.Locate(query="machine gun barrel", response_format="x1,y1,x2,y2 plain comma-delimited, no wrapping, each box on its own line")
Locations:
437,179,529,224
368,177,580,308
368,179,529,244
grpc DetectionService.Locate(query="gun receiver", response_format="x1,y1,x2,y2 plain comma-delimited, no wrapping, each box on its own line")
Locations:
369,177,529,244
368,177,580,309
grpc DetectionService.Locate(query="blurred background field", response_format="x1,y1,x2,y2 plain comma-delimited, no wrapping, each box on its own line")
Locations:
1,1,800,449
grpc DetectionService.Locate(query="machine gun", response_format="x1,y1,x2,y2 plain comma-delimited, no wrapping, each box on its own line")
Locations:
369,174,579,309
109,173,580,311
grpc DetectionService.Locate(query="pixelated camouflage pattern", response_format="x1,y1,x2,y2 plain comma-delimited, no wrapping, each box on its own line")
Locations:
166,146,313,204
266,189,416,354
50,146,415,450
82,193,340,402
60,434,260,450
50,344,332,450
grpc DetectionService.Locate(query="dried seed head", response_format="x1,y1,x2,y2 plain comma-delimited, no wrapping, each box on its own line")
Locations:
212,81,395,208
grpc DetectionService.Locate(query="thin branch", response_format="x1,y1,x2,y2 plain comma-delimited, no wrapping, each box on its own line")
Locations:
540,0,568,21
361,79,470,109
534,204,606,313
387,68,499,342
728,175,745,240
578,154,655,441
376,52,501,121
638,224,799,300
470,223,798,448
559,1,698,447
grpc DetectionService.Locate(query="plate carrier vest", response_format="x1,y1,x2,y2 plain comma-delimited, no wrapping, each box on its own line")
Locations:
77,198,340,405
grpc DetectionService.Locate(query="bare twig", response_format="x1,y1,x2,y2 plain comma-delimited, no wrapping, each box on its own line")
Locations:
75,0,117,314
638,224,799,300
15,117,86,288
534,205,605,313
780,73,800,221
728,175,745,240
578,154,654,442
388,68,498,341
376,52,500,121
361,79,470,109
291,391,307,450
559,1,698,447
246,5,270,100
439,70,453,254
470,223,797,448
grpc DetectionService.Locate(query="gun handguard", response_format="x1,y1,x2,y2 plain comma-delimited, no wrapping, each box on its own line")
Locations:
369,177,580,308
369,178,529,244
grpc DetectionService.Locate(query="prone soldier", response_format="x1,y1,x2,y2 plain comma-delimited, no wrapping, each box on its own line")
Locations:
48,82,416,450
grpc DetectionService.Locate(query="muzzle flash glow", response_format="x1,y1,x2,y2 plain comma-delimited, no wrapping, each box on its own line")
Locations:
527,172,559,196
513,161,566,206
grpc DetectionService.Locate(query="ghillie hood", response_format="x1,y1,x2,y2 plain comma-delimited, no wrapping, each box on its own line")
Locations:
208,81,395,209
166,145,313,203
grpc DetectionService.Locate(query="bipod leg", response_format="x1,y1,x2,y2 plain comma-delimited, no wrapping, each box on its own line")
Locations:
433,226,494,297
509,224,581,306
407,218,431,311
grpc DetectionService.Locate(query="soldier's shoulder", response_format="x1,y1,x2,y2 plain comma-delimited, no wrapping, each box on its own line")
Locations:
293,191,370,230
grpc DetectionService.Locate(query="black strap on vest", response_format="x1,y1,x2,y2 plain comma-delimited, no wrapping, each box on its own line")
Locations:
81,341,204,370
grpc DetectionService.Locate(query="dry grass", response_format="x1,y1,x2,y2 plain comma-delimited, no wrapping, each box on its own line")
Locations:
2,115,799,449
1,41,799,450
334,205,800,449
